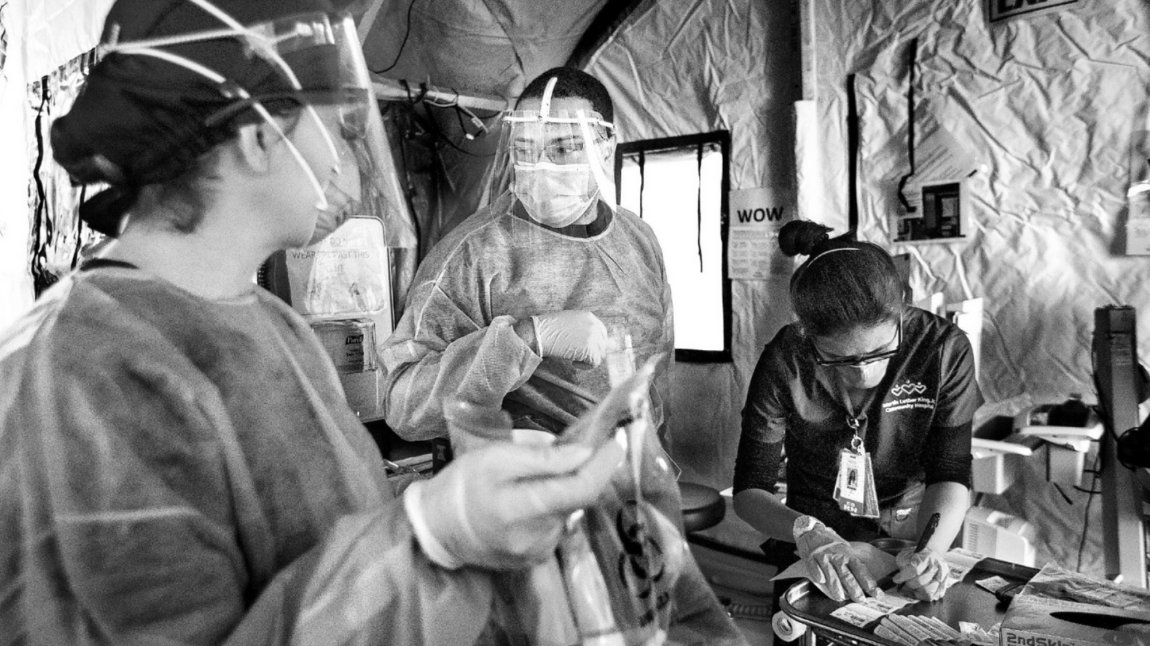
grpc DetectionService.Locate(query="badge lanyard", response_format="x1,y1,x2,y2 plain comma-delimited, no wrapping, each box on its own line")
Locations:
832,383,881,519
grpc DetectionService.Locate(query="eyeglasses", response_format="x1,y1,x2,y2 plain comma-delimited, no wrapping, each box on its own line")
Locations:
811,316,902,368
510,139,587,164
511,136,612,165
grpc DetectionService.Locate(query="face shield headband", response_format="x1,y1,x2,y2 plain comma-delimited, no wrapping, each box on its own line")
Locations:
103,3,344,210
97,0,416,247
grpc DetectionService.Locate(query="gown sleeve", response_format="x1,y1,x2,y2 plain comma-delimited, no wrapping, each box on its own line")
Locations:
651,239,676,444
381,276,543,441
3,342,496,646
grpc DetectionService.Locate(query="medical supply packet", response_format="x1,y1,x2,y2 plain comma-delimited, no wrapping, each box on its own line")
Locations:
1000,563,1150,646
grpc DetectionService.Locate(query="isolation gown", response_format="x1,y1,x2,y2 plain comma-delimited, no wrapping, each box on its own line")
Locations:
381,193,675,443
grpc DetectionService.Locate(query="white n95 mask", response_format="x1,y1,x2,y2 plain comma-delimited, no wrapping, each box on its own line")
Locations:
512,161,599,228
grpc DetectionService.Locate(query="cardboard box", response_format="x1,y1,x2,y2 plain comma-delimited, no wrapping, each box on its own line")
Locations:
1001,595,1150,646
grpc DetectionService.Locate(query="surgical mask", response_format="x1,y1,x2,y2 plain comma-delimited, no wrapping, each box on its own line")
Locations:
839,359,891,390
512,160,600,228
486,75,617,221
308,136,362,244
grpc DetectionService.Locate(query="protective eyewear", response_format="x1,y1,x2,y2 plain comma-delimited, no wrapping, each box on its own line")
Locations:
506,111,614,165
510,136,605,165
811,316,902,368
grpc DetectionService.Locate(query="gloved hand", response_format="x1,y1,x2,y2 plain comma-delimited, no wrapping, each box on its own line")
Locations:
893,547,952,601
532,310,609,365
794,517,879,603
407,364,653,571
406,440,624,570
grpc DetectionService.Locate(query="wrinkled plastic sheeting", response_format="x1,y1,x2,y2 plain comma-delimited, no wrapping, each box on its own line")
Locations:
360,0,604,98
972,395,1105,578
1,0,112,318
24,0,112,79
588,0,800,489
805,0,1150,405
26,52,104,295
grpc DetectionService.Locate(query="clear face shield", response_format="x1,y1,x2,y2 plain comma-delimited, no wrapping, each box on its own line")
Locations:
487,78,617,230
101,2,416,249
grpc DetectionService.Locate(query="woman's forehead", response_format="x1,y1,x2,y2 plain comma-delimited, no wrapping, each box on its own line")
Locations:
814,319,898,356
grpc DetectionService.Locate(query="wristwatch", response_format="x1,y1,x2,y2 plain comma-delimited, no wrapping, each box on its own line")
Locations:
792,514,822,541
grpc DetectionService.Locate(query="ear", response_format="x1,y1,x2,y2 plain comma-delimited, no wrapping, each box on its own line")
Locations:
233,120,278,174
600,136,617,164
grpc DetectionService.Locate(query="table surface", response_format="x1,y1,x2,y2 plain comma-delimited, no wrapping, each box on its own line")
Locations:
780,557,1040,645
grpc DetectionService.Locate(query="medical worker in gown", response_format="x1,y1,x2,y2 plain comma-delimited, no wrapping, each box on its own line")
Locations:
0,2,740,643
381,68,676,452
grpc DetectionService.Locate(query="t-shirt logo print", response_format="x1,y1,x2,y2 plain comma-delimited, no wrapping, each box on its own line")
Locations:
889,382,927,397
883,381,936,413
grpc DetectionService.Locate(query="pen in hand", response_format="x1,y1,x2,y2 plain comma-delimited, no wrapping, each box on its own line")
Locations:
914,512,941,553
893,511,949,601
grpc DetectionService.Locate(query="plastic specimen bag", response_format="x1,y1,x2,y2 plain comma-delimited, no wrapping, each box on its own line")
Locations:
443,358,684,646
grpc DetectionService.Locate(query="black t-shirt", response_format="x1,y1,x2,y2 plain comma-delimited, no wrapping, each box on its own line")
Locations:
733,306,981,539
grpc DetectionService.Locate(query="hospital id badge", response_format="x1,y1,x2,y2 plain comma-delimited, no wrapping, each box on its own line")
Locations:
833,443,867,515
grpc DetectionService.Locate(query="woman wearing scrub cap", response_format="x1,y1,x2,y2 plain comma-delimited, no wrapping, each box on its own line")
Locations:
733,221,980,604
0,2,645,643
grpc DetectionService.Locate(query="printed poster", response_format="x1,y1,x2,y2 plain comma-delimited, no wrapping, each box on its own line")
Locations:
727,186,795,280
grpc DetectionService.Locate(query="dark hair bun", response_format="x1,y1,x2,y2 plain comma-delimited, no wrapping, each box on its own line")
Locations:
779,220,833,257
78,186,140,237
49,116,125,185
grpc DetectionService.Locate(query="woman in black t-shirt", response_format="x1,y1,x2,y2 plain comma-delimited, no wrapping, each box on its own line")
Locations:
734,221,980,603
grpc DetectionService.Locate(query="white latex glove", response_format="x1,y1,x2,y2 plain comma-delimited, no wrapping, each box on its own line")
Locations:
532,310,609,365
407,364,653,571
794,518,879,603
893,547,952,601
407,440,624,570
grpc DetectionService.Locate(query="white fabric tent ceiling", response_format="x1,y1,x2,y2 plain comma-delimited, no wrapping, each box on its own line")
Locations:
357,0,616,100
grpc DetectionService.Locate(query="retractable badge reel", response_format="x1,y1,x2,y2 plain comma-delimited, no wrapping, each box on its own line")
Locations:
833,418,880,518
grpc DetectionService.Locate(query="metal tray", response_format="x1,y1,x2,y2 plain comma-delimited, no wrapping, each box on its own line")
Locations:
779,557,1039,645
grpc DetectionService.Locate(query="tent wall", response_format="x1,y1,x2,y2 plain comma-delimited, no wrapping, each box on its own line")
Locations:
586,0,802,490
358,0,613,264
0,0,112,332
804,0,1150,404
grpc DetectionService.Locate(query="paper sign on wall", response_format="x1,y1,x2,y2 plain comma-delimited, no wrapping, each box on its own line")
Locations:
988,0,1079,24
727,186,795,280
893,110,977,243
